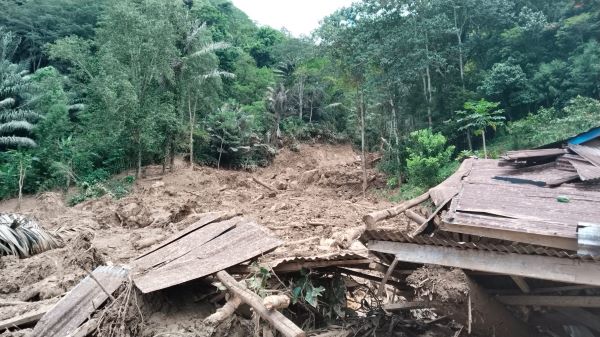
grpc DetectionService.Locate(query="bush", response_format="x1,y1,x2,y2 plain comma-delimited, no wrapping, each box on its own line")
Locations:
405,129,455,188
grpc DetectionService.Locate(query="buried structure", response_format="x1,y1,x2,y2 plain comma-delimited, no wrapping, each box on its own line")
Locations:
362,128,600,337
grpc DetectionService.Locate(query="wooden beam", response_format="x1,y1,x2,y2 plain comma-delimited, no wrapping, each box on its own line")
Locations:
336,268,409,291
532,285,599,294
273,259,372,273
0,306,50,330
510,276,531,293
363,192,429,228
378,256,399,297
368,241,600,286
383,301,439,311
496,296,600,307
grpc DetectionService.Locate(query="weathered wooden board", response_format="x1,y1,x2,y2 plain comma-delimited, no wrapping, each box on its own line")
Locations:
0,306,51,330
442,208,577,251
368,241,600,286
135,211,237,260
133,219,282,293
31,266,128,337
133,217,242,271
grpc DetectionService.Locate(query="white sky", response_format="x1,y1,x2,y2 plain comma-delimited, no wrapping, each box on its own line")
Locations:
230,0,355,37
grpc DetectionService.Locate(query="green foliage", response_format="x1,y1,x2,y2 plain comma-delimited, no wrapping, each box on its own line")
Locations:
291,269,326,308
510,96,600,148
67,173,135,206
0,150,34,199
405,129,455,188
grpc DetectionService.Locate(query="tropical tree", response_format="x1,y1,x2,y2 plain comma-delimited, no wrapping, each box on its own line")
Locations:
457,99,505,158
266,83,288,143
0,29,39,148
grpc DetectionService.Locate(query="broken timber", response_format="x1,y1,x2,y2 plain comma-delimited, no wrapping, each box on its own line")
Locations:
0,306,50,330
215,271,305,337
31,266,128,337
368,241,600,286
363,192,429,227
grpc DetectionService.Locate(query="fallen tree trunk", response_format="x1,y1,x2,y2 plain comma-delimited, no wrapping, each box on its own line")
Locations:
216,271,305,337
363,192,430,228
205,295,242,325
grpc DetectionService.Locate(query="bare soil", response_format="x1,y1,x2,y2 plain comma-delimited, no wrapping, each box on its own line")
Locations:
0,143,410,336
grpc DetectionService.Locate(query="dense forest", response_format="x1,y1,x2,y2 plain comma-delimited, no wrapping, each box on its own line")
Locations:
0,0,599,202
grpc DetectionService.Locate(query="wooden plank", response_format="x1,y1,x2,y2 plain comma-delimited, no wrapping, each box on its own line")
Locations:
134,222,282,293
134,213,241,264
442,211,577,251
368,241,600,286
31,266,127,337
0,306,50,330
272,259,372,273
383,301,439,311
510,276,531,294
531,285,599,294
496,296,600,307
504,148,566,160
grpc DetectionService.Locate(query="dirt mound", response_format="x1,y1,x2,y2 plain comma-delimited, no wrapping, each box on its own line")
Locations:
406,265,470,303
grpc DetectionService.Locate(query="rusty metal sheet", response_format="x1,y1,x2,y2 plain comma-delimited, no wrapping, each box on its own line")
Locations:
31,266,128,337
570,144,600,167
578,223,600,256
503,148,566,160
569,160,600,181
133,220,282,293
360,228,600,261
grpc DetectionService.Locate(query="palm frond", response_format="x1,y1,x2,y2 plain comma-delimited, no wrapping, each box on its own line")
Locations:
0,97,15,108
0,214,62,257
189,42,230,58
0,120,34,134
0,136,36,147
197,70,235,82
0,109,41,123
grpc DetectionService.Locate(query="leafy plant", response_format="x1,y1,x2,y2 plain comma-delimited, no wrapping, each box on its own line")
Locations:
405,129,455,188
456,99,505,159
291,269,326,308
246,263,272,298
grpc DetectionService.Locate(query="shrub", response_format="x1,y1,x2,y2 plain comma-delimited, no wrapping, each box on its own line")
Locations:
405,129,455,188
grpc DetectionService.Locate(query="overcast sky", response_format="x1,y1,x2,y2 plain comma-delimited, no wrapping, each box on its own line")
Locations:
230,0,355,37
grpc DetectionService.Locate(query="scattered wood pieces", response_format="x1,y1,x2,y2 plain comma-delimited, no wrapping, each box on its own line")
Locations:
215,271,306,337
65,318,98,337
378,256,398,297
134,234,167,250
363,192,429,228
205,295,242,325
263,295,291,310
0,305,51,330
510,276,531,294
252,177,277,192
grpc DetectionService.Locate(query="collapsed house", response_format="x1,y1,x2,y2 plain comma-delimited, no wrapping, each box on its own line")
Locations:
362,127,600,337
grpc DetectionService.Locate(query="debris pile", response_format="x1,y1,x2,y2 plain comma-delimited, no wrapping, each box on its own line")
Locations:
361,127,600,336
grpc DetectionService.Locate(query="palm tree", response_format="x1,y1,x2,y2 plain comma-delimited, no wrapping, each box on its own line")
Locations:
266,83,288,143
457,99,505,159
0,29,39,148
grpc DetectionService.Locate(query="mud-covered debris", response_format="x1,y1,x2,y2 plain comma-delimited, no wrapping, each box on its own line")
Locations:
406,265,469,303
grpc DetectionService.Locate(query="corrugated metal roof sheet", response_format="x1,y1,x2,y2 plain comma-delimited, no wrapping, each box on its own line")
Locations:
360,229,600,262
569,144,600,168
267,252,368,268
32,266,128,337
